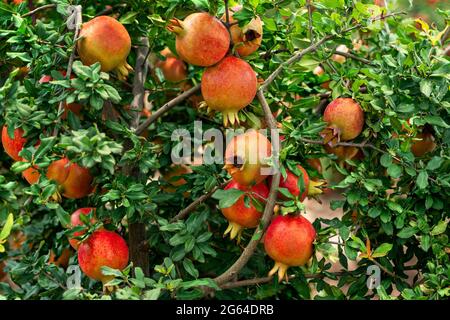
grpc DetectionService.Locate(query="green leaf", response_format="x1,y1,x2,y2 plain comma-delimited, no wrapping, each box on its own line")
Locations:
212,188,244,209
183,258,199,278
426,157,443,170
419,80,432,97
0,214,14,241
371,243,393,258
397,227,418,239
144,288,161,300
430,220,447,236
416,171,429,189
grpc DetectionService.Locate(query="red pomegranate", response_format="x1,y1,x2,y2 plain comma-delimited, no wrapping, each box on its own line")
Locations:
1,126,27,161
202,56,257,126
46,157,93,199
22,165,40,184
264,215,316,281
167,12,230,67
222,8,263,57
77,16,132,79
156,48,187,82
224,130,272,186
321,98,364,144
78,230,129,284
68,208,97,250
221,180,269,240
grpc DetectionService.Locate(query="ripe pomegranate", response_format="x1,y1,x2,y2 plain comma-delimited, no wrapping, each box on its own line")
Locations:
22,165,40,184
167,12,230,67
78,230,129,284
46,157,93,199
224,130,272,186
221,180,269,240
321,98,364,144
68,208,97,250
77,16,132,79
1,126,27,161
331,44,349,64
156,48,187,82
411,132,436,157
222,8,263,57
202,56,257,126
48,248,73,269
264,215,316,281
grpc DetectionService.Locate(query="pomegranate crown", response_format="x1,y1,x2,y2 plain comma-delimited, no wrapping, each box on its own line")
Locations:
166,18,184,35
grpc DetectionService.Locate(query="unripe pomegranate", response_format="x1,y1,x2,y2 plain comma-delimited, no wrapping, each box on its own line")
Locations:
156,48,187,82
77,16,132,79
264,215,316,281
221,180,269,240
1,126,27,161
411,132,436,157
167,13,230,67
68,208,96,250
46,157,93,199
78,230,129,284
331,44,349,64
224,130,272,186
222,8,263,57
202,56,257,126
322,98,364,143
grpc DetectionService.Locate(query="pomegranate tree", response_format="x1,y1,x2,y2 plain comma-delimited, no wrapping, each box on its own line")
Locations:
77,16,132,79
201,56,257,126
221,180,269,240
167,13,230,67
78,230,129,284
264,215,316,281
224,130,272,186
321,98,365,144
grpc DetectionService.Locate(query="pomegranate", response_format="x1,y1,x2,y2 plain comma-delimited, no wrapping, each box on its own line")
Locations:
77,16,132,79
22,165,40,184
1,126,27,161
321,98,364,144
411,132,436,157
48,248,73,269
167,12,230,67
264,215,316,281
156,48,187,82
202,56,257,126
313,65,325,76
224,130,272,186
222,8,263,57
324,145,360,161
46,157,93,199
331,44,349,64
78,230,129,284
221,180,269,240
68,208,96,250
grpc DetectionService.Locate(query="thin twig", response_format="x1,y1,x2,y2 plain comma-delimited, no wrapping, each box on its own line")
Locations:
22,3,56,17
306,0,314,43
171,180,230,222
135,84,201,135
52,5,82,137
333,50,375,66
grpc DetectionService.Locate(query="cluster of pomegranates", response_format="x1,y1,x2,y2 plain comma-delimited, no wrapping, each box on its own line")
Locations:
218,129,317,281
167,7,262,126
67,207,129,285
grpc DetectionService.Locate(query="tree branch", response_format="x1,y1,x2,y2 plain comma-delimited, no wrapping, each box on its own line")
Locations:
306,0,314,43
333,50,375,66
135,84,201,135
22,3,56,17
171,180,230,222
213,91,280,286
129,37,150,130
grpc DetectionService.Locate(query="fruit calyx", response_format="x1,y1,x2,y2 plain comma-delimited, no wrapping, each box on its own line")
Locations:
166,18,185,35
